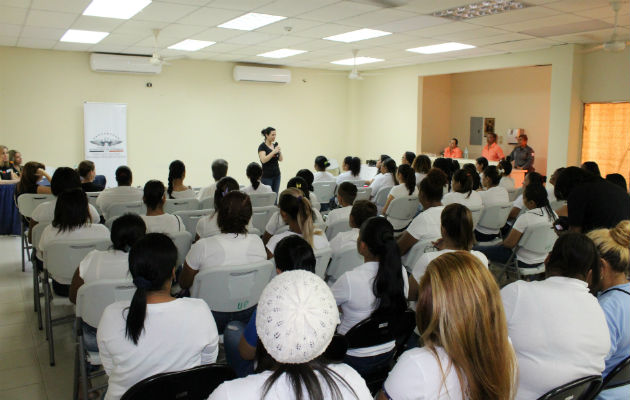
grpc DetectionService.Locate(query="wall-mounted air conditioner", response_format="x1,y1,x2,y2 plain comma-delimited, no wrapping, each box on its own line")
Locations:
233,65,291,83
90,53,162,74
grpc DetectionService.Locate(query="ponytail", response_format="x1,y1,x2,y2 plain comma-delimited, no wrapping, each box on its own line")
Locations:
289,175,311,198
246,162,263,190
523,183,554,222
398,164,416,195
452,169,473,199
167,160,185,199
349,157,361,177
279,188,315,247
314,156,330,171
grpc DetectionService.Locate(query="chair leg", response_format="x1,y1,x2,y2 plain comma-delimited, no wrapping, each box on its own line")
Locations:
43,271,55,366
78,336,89,400
73,342,80,400
20,223,25,272
33,261,43,330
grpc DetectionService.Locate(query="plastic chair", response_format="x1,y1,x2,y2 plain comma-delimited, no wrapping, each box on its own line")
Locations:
348,180,367,188
325,219,352,241
17,193,53,272
43,238,112,365
507,187,522,202
73,279,135,400
496,222,557,281
536,375,602,400
85,192,101,214
248,192,276,208
550,200,567,212
354,187,372,202
373,186,393,214
251,206,277,235
164,198,200,214
31,222,50,331
173,209,213,238
313,181,336,208
385,196,420,233
120,364,236,400
476,202,512,240
191,261,274,313
169,231,193,267
199,197,215,210
314,246,332,279
401,240,435,272
326,247,363,284
599,355,630,393
107,201,146,221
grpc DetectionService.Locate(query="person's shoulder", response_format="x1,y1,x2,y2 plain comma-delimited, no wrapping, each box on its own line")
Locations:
257,142,267,151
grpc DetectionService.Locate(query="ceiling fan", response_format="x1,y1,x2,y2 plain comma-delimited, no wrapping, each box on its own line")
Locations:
149,29,184,66
347,49,383,80
581,1,629,53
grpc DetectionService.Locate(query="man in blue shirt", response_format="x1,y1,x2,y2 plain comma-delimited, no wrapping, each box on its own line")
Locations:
509,134,535,171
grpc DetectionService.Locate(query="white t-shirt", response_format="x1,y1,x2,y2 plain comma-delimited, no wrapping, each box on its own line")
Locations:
388,183,418,199
501,277,610,400
512,194,524,210
96,186,143,219
326,205,352,228
32,197,100,224
266,230,329,255
546,185,557,203
141,214,185,234
79,249,130,284
313,171,335,182
476,186,510,235
412,249,489,281
38,223,110,266
406,206,445,242
196,213,255,239
169,188,195,199
336,171,360,184
97,298,219,400
197,182,217,201
241,183,272,195
442,190,483,211
264,209,323,236
185,233,266,272
511,207,557,264
209,362,372,400
500,176,515,190
369,172,395,199
330,228,359,256
331,261,409,357
383,346,464,400
415,172,426,186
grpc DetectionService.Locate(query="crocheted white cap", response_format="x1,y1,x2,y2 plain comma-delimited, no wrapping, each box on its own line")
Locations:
256,270,340,364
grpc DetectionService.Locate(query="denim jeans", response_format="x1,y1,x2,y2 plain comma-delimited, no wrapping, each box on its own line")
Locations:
343,349,395,377
224,321,255,378
82,322,98,353
212,306,256,335
474,229,499,242
473,244,541,268
261,175,281,195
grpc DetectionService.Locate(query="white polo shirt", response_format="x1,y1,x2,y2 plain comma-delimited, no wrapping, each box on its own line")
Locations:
197,182,216,201
266,230,329,255
32,197,100,224
314,171,335,182
196,213,255,239
169,188,195,199
500,176,515,190
336,171,360,184
79,249,130,284
96,186,143,219
330,228,359,256
185,233,266,272
241,183,272,195
412,249,489,281
388,183,418,200
442,190,483,211
369,172,395,199
511,207,557,264
476,186,509,235
325,205,352,228
141,214,185,234
406,206,444,242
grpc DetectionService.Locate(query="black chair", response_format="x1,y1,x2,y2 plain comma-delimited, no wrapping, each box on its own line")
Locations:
120,364,236,400
536,375,602,400
599,355,630,393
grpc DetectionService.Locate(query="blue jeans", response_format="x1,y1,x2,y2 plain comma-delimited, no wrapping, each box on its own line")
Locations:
82,322,98,353
473,244,540,268
261,174,281,195
212,306,256,335
474,229,499,242
343,349,395,377
224,321,255,378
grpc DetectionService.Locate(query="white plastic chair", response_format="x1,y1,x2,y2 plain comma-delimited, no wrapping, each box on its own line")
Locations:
354,187,372,202
496,222,557,281
314,246,333,279
326,219,352,241
168,231,193,267
326,247,363,284
31,222,50,330
191,261,274,312
164,198,200,214
199,197,215,210
174,209,213,238
73,279,135,400
313,181,336,208
106,201,146,221
17,193,54,272
401,240,435,272
507,187,522,202
248,192,277,208
251,206,277,235
385,196,420,233
85,192,101,214
43,238,112,366
476,202,512,240
348,180,367,188
373,186,393,215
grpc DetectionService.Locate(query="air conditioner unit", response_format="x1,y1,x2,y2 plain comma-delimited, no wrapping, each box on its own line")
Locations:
90,53,162,74
233,65,291,83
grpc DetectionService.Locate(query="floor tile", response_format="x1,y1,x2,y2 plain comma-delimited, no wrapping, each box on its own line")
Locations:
0,383,47,400
0,364,42,391
0,348,39,371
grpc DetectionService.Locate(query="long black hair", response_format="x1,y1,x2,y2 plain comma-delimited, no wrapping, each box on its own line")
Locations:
51,167,81,196
412,155,431,174
397,164,416,195
288,176,311,198
546,233,600,289
246,162,263,190
359,216,406,318
167,160,185,199
53,188,91,231
217,191,251,234
278,188,315,246
403,151,416,165
382,158,398,184
213,176,239,210
111,214,146,252
433,157,454,190
296,169,315,193
125,233,177,345
523,184,555,222
462,163,481,190
143,180,165,210
349,157,361,177
441,204,474,250
483,166,501,187
452,169,473,198
420,168,448,203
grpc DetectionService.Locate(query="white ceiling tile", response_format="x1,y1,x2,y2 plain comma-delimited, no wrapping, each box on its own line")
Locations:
30,0,91,13
16,37,57,48
20,26,66,40
338,8,417,28
207,0,274,11
134,2,198,23
405,21,479,38
88,43,127,52
487,37,561,51
54,41,92,51
0,34,17,45
373,15,449,33
197,42,246,53
0,0,30,7
362,33,416,46
549,27,630,44
292,38,336,51
176,7,243,27
496,14,590,33
440,26,511,41
25,10,77,29
256,18,322,34
97,33,142,46
224,31,278,45
542,0,611,12
0,23,20,36
397,0,483,14
71,15,124,32
292,23,356,39
388,37,443,50
190,27,244,41
113,20,169,35
573,4,630,19
157,23,207,38
297,2,380,23
132,35,162,47
234,45,275,55
0,5,27,24
253,0,338,17
466,6,562,27
121,46,155,55
464,32,535,46
255,34,310,48
155,0,211,5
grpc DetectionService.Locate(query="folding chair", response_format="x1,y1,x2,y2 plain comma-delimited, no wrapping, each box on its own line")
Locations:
326,247,363,284
173,209,213,238
85,192,101,214
43,238,112,365
354,187,372,202
373,186,393,215
107,201,146,221
476,202,512,244
168,231,193,268
401,240,435,272
313,181,336,209
314,246,333,279
507,187,522,202
325,219,352,241
247,192,276,208
199,197,215,210
164,198,200,214
73,279,135,400
598,355,630,395
31,222,50,330
251,206,277,235
385,196,420,234
536,375,602,400
348,180,367,188
17,193,53,272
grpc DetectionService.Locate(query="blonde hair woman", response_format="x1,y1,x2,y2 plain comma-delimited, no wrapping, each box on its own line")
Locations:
379,251,517,400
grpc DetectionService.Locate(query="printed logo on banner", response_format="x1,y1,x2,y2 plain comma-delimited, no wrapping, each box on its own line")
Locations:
88,132,125,157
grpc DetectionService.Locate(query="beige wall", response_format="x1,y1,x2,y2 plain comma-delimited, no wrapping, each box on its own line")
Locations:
581,47,630,103
421,74,452,157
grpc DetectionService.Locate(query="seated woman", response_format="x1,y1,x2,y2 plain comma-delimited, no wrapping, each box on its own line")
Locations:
462,163,482,190
38,189,110,296
196,177,241,240
330,200,377,257
507,171,545,221
475,184,556,269
432,157,454,193
369,157,396,200
210,270,372,399
296,169,320,208
366,154,390,185
475,156,488,178
442,168,482,211
167,160,195,199
15,161,52,197
9,149,22,176
97,233,219,400
588,221,630,400
498,159,515,190
474,165,509,242
401,151,415,166
313,155,335,182
265,187,329,258
78,160,104,192
141,180,186,234
336,156,361,184
382,164,417,218
0,145,18,182
501,233,611,399
241,162,272,195
412,154,431,187
379,252,517,400
332,216,408,376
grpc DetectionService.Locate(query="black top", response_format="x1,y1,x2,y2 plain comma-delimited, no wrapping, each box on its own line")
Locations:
258,142,280,178
568,179,630,232
82,181,105,192
0,166,13,180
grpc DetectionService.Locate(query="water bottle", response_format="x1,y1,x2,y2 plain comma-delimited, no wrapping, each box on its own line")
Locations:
464,147,469,159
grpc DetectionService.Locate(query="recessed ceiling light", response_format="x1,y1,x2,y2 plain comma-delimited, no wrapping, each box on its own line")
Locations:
83,0,151,20
168,39,215,51
331,56,384,66
432,1,530,21
324,28,391,43
60,29,109,44
258,49,307,58
218,13,286,31
407,42,475,54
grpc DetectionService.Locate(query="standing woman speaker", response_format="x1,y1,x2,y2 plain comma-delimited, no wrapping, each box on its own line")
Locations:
258,127,283,194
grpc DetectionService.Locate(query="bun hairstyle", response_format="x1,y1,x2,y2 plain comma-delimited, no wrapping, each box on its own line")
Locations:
452,169,473,198
498,159,512,177
314,156,330,171
462,164,481,190
483,165,501,187
125,233,178,345
419,168,448,203
525,171,546,186
476,157,489,172
278,187,315,246
246,162,263,190
167,160,186,199
349,157,361,177
261,126,275,137
217,191,252,234
546,233,600,287
412,155,431,174
294,171,313,195
397,164,416,195
581,161,601,177
404,151,416,165
274,235,316,273
142,180,165,210
111,213,146,252
441,204,474,250
587,220,630,275
213,176,239,210
523,184,554,221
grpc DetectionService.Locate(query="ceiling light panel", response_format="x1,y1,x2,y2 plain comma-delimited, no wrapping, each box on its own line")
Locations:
432,1,531,21
407,42,476,54
168,39,215,51
60,29,109,43
258,48,307,58
218,13,286,31
83,0,151,20
324,28,391,43
331,56,384,65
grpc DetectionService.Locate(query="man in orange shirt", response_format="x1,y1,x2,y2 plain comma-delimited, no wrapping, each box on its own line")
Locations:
482,132,505,161
444,138,463,158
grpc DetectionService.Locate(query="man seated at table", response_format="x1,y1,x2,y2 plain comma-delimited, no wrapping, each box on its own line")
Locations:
482,132,505,161
444,138,463,158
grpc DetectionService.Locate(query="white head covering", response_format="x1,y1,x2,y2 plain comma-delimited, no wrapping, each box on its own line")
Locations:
256,270,340,364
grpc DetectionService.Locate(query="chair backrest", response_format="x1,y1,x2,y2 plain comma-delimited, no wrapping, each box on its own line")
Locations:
85,192,101,213
313,181,336,204
386,196,420,221
345,310,416,350
173,209,213,237
401,240,434,270
536,375,602,400
517,222,557,256
326,247,363,283
31,222,50,250
601,355,630,390
374,186,393,208
248,192,276,208
168,231,193,267
354,187,372,202
199,197,214,211
76,278,135,327
107,201,146,220
507,187,522,202
477,202,512,231
105,215,119,231
325,219,352,241
17,193,54,218
469,205,482,227
44,238,112,284
313,246,332,279
550,200,567,212
348,180,367,188
251,206,277,234
120,364,236,400
191,261,274,312
164,198,200,214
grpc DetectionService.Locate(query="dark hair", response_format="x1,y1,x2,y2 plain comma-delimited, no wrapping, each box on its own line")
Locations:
142,180,165,211
278,188,315,246
498,159,512,176
451,159,460,171
246,162,263,190
273,235,316,273
296,169,315,193
359,217,406,318
432,157,453,189
8,149,20,164
53,189,91,232
213,176,239,210
51,167,81,196
554,166,594,201
397,164,416,195
476,157,488,171
546,233,600,288
379,154,391,163
349,157,361,177
519,134,528,141
125,233,177,345
343,156,352,168
314,156,330,171
483,166,501,186
115,166,132,186
452,169,473,198
211,159,228,181
420,168,448,203
111,214,146,252
412,155,431,174
261,126,275,137
337,182,358,205
523,184,555,222
452,138,458,145
462,164,481,190
581,161,601,177
167,160,185,199
350,200,377,228
289,175,311,198
77,160,95,179
217,191,251,234
486,132,497,139
606,173,628,191
441,204,474,250
403,151,416,165
17,161,45,195
382,158,398,184
526,171,546,186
